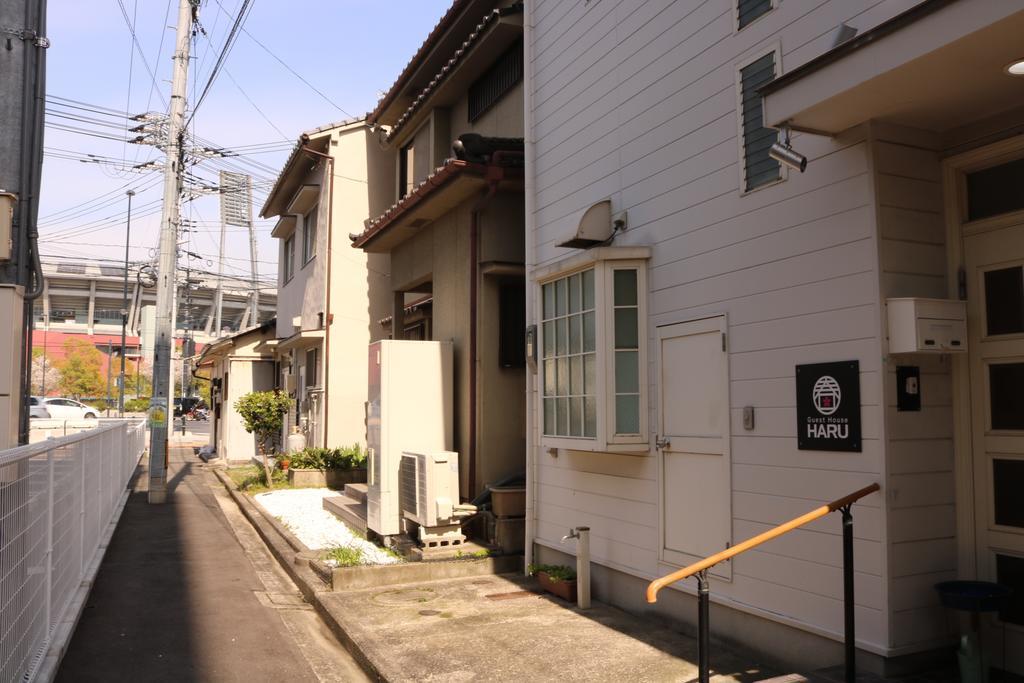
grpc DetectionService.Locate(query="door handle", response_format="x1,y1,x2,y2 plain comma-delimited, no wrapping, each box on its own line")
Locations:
655,436,671,450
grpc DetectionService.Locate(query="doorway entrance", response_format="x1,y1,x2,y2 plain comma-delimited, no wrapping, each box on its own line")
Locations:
657,316,732,580
960,152,1024,673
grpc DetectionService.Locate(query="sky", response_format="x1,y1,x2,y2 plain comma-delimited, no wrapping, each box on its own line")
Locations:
37,0,453,288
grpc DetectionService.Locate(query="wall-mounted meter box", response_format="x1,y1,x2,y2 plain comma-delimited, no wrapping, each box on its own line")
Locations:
0,193,14,262
887,298,967,353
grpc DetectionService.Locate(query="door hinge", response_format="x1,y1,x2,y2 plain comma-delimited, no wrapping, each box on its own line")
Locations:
722,332,727,352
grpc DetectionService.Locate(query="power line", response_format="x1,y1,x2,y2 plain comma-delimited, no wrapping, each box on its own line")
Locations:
209,0,355,119
113,0,169,110
188,0,254,123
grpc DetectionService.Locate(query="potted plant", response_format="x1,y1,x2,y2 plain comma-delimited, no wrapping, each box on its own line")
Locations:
529,563,577,603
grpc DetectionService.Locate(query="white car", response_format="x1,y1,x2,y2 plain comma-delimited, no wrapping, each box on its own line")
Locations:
41,398,99,420
29,396,50,419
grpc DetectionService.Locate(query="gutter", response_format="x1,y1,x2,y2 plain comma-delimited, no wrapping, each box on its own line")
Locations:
522,0,537,576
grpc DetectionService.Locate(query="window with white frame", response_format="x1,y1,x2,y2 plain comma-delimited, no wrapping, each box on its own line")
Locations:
303,204,318,264
283,234,295,282
539,254,647,450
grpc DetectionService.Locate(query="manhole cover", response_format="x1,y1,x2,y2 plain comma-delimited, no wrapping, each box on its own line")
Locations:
372,588,437,606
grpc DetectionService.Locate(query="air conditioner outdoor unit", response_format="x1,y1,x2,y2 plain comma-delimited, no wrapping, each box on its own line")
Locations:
399,451,459,528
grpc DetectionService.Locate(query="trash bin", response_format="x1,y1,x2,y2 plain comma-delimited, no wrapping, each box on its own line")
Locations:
935,580,1013,683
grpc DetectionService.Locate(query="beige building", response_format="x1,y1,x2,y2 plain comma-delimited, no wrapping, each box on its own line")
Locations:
352,0,526,499
197,321,276,464
261,119,393,450
523,0,1024,677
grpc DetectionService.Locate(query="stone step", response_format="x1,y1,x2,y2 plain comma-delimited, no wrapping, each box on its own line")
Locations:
344,482,368,504
323,493,368,536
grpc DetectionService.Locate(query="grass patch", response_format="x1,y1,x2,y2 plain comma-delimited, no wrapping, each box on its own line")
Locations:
324,546,364,567
455,549,493,560
227,465,290,493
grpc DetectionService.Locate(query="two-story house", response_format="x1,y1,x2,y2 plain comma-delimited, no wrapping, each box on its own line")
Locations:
523,0,1024,678
262,118,393,449
351,0,526,500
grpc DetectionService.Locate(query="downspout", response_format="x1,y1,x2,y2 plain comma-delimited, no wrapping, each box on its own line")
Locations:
469,176,500,499
301,144,334,448
16,0,47,444
522,0,537,574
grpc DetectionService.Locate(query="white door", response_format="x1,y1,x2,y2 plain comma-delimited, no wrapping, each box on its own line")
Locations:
658,316,732,580
964,222,1024,672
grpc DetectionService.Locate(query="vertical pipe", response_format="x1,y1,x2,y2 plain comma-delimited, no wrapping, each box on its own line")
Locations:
522,0,537,577
697,572,710,683
577,526,591,609
842,506,856,683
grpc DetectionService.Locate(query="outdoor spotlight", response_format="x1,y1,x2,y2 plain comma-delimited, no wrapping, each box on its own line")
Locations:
769,128,807,173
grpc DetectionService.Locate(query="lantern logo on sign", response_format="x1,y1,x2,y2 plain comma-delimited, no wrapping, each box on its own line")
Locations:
812,375,842,416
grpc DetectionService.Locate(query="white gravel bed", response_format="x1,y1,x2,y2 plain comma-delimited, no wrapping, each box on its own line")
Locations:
253,488,399,565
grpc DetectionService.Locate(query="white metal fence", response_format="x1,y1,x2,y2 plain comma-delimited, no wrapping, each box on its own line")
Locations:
0,419,146,682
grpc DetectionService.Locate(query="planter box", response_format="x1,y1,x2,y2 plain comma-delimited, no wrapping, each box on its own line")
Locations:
288,468,367,489
490,486,526,518
537,571,577,603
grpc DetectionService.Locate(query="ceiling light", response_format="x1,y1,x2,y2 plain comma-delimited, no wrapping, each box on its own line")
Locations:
1005,59,1024,76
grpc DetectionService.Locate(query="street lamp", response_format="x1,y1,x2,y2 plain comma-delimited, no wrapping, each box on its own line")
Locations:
118,189,135,416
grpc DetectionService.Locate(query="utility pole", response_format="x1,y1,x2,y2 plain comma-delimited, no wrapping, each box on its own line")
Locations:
247,181,259,327
0,0,48,447
148,0,195,504
118,189,134,416
214,217,225,336
106,340,112,417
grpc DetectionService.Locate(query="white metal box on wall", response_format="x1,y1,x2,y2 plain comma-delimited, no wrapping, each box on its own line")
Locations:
887,298,967,353
366,340,453,537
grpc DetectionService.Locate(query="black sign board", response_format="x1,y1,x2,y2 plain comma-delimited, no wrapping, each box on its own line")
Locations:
796,360,861,452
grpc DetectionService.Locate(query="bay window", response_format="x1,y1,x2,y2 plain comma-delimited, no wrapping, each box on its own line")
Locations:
537,248,649,452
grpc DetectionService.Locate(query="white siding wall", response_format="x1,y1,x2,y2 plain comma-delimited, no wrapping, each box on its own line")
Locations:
872,133,957,650
528,0,933,654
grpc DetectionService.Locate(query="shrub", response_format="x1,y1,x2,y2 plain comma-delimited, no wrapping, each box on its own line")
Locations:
124,397,151,412
528,563,576,583
234,390,293,489
288,444,367,471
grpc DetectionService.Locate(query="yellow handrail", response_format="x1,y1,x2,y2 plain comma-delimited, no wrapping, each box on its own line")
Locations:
646,482,880,603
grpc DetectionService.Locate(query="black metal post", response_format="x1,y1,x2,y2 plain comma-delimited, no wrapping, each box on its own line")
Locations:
698,570,710,683
842,505,856,683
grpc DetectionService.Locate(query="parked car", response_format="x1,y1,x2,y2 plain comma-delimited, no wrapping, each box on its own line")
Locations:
40,397,99,420
29,396,51,419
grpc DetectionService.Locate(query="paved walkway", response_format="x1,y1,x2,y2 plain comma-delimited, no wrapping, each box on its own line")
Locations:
56,447,366,682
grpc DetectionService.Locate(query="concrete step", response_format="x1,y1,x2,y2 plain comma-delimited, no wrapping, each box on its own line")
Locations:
323,493,368,536
343,482,368,504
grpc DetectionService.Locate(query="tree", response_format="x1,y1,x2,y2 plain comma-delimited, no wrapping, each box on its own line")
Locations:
234,390,292,488
30,348,60,396
56,339,105,399
126,358,152,398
